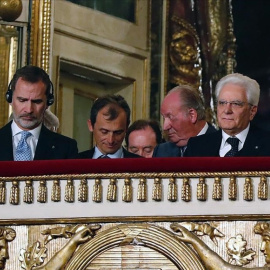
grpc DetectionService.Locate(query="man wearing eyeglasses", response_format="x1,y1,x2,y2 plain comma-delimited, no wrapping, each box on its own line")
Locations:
185,73,270,157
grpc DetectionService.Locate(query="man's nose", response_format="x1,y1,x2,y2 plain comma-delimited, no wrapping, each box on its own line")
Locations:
163,118,171,130
224,103,233,113
107,133,114,143
24,101,34,113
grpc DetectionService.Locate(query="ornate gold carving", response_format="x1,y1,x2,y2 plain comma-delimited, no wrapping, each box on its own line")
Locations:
226,234,256,266
258,175,268,200
78,178,88,202
107,178,117,202
92,179,102,202
30,0,52,72
197,177,207,201
0,0,22,22
152,177,162,201
122,178,132,202
20,225,101,270
169,16,201,89
181,177,191,202
10,180,19,205
244,177,253,201
212,176,222,200
37,180,47,203
65,179,75,203
137,178,147,202
23,180,33,204
228,176,237,201
180,222,224,245
51,179,61,202
0,226,16,270
0,181,6,204
168,177,177,202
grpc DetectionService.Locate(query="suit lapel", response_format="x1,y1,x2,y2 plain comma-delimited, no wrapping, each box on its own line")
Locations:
0,122,14,160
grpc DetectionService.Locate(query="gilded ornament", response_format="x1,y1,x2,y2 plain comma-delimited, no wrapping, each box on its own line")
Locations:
9,180,19,205
197,177,207,201
51,179,61,202
152,177,162,201
168,177,177,202
65,179,75,203
244,177,253,201
0,181,6,204
0,0,22,22
93,179,102,202
122,178,132,202
228,176,237,201
137,178,147,202
23,180,33,204
181,177,191,202
212,176,222,200
78,178,88,202
107,178,117,202
258,175,268,200
226,234,256,266
37,180,47,203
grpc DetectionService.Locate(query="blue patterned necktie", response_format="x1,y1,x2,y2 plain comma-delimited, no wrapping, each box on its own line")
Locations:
225,137,239,157
15,131,32,161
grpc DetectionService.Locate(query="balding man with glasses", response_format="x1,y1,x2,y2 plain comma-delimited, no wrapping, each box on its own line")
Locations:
185,73,270,157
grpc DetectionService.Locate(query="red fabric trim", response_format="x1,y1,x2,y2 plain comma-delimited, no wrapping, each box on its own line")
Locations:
0,157,269,177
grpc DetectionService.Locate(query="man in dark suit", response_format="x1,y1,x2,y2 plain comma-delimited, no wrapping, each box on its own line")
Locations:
185,73,270,157
0,65,78,161
79,95,139,159
153,85,216,157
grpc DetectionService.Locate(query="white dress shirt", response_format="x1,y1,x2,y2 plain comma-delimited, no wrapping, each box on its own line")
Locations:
219,124,250,157
92,146,124,159
12,121,42,160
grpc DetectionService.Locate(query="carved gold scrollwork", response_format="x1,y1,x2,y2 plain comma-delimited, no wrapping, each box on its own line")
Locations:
181,177,191,202
228,176,237,201
93,179,102,202
152,177,162,201
23,180,33,204
258,175,268,200
122,178,132,202
51,179,61,202
37,180,47,203
78,178,88,202
168,177,177,202
212,176,222,201
10,180,19,205
65,179,75,203
137,178,147,202
107,178,117,202
197,177,207,201
244,177,253,201
0,180,6,204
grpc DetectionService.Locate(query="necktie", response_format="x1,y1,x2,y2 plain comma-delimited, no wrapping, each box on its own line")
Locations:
15,131,32,161
98,155,110,159
225,137,239,157
179,146,187,157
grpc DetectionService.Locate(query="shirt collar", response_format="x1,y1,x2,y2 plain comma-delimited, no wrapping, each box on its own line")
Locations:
197,122,209,136
11,120,42,139
93,146,124,159
221,124,250,148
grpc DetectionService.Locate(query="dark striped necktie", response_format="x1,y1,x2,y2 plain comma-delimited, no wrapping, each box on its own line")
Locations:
225,137,239,157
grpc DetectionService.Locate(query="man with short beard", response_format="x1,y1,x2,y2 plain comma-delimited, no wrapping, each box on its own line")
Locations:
0,65,78,161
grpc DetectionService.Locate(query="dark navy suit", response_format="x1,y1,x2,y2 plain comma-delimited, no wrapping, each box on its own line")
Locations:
185,125,270,157
0,121,78,161
153,124,216,157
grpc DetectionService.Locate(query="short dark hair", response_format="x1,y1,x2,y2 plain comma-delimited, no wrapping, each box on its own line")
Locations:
90,94,131,127
125,119,162,147
10,65,52,98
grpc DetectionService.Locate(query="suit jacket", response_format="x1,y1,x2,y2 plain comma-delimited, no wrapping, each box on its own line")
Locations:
79,147,140,159
152,124,216,157
185,125,270,157
0,122,78,161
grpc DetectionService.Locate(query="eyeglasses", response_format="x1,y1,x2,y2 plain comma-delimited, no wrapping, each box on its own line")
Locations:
217,100,253,108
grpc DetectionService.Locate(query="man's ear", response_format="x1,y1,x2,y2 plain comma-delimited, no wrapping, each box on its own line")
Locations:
87,119,94,132
250,105,258,120
188,108,198,124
